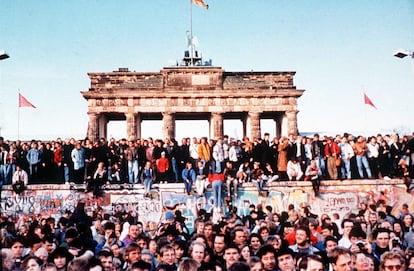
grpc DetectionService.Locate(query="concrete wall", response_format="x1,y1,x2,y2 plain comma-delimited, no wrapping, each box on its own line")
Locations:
2,179,413,232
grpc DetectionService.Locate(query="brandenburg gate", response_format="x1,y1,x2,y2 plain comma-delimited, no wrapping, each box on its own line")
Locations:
81,66,304,140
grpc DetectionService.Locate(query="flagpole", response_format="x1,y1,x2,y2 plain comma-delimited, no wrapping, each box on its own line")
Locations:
189,0,194,66
17,91,20,140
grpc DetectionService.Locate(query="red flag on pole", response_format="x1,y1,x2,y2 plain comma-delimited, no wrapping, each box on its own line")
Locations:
364,93,376,109
18,93,36,108
192,0,208,9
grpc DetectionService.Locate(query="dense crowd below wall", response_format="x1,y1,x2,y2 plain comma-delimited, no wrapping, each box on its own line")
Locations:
1,133,414,271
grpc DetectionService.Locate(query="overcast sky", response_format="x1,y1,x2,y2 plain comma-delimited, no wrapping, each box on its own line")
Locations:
1,1,413,141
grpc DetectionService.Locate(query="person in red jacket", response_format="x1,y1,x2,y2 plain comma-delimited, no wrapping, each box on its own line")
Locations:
156,151,170,183
324,137,341,180
53,142,64,183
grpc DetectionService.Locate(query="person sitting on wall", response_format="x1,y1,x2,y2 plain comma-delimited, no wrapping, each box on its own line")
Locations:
12,165,28,194
109,162,122,183
141,161,156,197
287,158,303,181
182,161,196,196
251,161,266,195
195,160,209,196
223,161,238,200
88,161,108,195
237,161,251,183
305,159,320,195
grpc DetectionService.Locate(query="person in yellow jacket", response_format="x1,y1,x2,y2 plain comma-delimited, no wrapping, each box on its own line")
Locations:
197,137,211,163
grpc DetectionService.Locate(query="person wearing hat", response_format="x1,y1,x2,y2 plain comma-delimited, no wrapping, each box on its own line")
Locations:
275,247,296,271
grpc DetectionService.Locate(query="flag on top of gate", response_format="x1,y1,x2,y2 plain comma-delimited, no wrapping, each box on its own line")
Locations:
192,0,208,9
18,93,36,108
364,93,377,109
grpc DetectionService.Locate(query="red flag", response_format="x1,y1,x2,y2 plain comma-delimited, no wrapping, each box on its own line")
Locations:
19,93,36,108
192,0,208,9
364,93,376,109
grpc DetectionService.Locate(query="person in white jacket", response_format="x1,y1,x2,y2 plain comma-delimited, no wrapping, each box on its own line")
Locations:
340,137,354,180
287,158,303,181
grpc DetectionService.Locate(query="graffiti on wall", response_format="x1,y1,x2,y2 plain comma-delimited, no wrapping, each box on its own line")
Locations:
110,193,162,227
1,181,413,227
0,188,81,217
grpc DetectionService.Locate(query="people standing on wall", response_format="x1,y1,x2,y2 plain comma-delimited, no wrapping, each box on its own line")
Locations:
212,138,225,174
5,144,19,185
292,135,307,174
0,145,8,186
367,136,380,179
312,134,327,180
125,140,140,184
26,142,42,183
339,137,354,180
156,151,170,183
166,138,180,183
197,137,211,169
278,137,290,181
40,142,54,182
390,134,403,178
71,142,85,184
152,139,166,165
53,142,65,183
353,136,372,179
62,138,74,184
324,137,340,180
378,137,392,180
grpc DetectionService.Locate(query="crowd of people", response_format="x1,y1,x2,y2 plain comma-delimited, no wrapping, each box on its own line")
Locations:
2,192,414,271
1,131,414,198
1,133,414,270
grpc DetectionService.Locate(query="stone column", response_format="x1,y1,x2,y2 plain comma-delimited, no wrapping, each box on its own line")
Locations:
136,113,142,139
162,112,175,139
126,112,137,140
210,112,223,139
275,114,283,138
97,114,108,140
286,110,299,136
247,111,261,140
87,112,98,141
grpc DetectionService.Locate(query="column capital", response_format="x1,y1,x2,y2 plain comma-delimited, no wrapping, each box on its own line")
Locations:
285,110,299,114
248,111,262,117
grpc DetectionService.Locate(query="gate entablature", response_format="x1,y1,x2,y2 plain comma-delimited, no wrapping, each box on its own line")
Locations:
81,67,304,141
